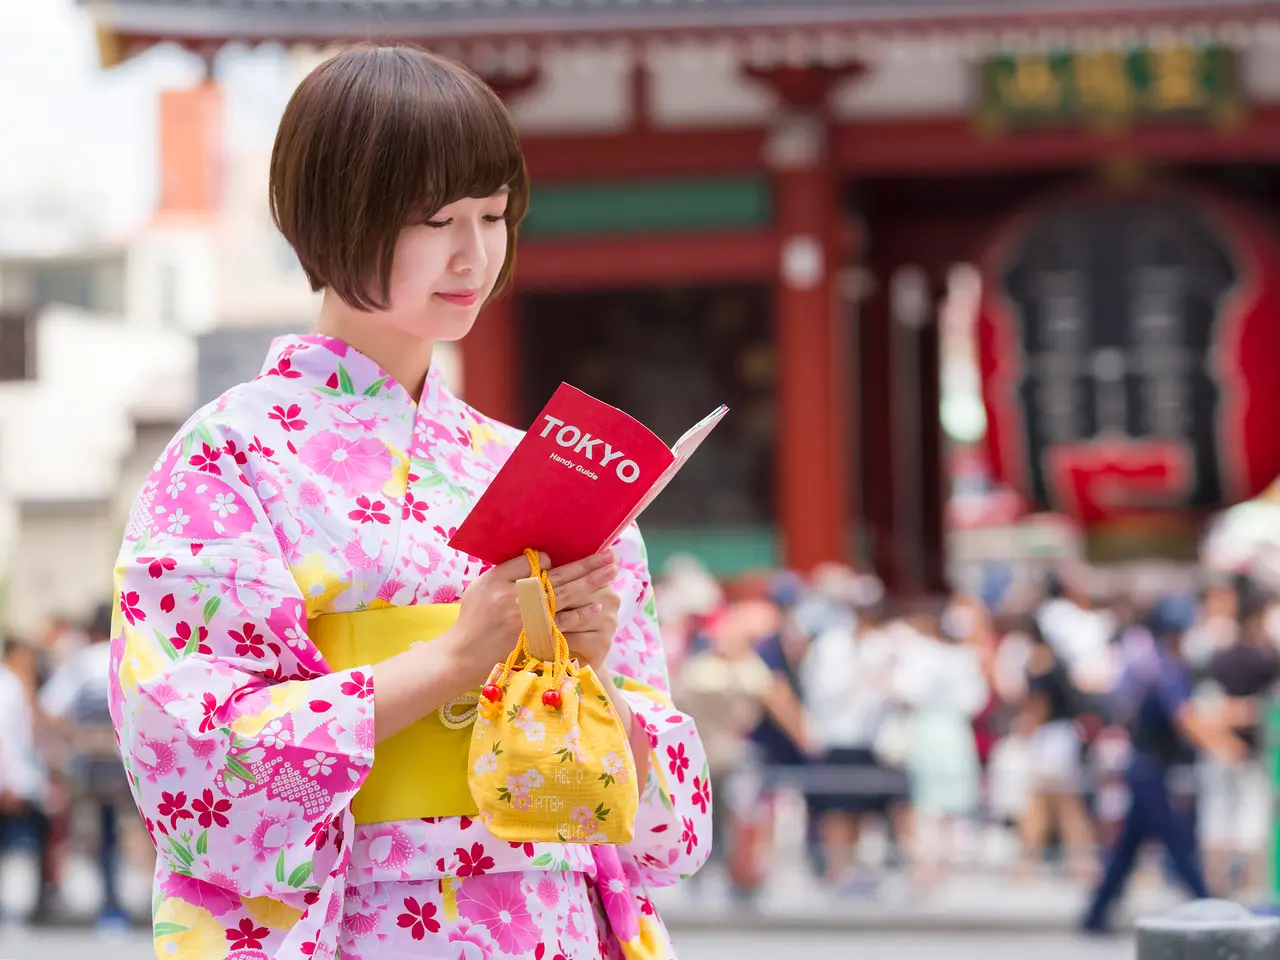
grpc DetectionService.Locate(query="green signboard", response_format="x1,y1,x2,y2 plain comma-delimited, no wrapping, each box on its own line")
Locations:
978,44,1244,132
522,177,772,238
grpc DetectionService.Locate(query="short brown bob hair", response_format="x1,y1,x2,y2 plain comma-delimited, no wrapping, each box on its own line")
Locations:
270,44,529,311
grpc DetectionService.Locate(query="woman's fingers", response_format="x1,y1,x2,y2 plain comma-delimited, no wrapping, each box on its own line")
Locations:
550,566,617,611
546,551,614,590
555,601,604,632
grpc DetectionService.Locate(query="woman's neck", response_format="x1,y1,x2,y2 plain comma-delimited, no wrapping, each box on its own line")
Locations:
315,292,435,403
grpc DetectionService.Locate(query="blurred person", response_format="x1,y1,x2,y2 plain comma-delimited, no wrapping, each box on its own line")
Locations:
1181,580,1239,671
39,601,131,930
39,616,88,671
947,595,1005,775
0,639,55,922
654,552,724,671
893,606,989,888
749,573,823,877
1081,597,1247,935
671,600,775,902
801,602,908,893
1037,570,1118,696
107,45,711,960
1196,583,1279,893
986,617,1035,846
792,563,870,640
1015,619,1095,880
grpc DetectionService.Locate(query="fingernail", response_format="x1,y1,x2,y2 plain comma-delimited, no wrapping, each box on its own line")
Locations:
595,565,617,583
590,603,603,615
596,550,614,565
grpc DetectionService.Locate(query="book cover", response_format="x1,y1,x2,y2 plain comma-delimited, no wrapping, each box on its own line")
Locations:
449,384,727,566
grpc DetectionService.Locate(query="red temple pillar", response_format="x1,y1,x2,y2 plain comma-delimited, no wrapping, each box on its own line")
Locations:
749,65,860,572
460,293,521,426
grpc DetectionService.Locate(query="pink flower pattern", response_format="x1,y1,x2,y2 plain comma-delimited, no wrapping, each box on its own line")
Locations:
110,335,708,959
456,872,539,955
298,431,392,498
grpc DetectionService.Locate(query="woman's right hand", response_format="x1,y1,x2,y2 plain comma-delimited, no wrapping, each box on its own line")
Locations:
446,553,550,689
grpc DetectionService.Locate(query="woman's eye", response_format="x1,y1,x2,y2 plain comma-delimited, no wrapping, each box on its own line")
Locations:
424,219,452,228
483,214,508,224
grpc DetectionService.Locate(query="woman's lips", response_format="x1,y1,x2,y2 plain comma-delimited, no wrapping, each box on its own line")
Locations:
437,290,479,307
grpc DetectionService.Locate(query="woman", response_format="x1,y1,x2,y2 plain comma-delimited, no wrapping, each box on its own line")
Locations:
1015,619,1094,880
801,602,907,893
671,600,774,902
108,45,710,960
893,606,988,887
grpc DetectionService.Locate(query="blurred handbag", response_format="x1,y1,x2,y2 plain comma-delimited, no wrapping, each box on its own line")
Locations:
468,549,639,843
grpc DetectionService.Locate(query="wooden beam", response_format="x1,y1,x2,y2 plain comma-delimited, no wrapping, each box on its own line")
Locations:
521,127,767,182
519,107,1280,182
833,108,1280,175
514,229,776,290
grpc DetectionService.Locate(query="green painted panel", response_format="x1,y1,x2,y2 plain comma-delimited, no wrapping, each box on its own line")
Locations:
640,524,780,578
522,178,771,237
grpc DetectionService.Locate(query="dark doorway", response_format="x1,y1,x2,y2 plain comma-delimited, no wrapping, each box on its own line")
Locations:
520,285,776,572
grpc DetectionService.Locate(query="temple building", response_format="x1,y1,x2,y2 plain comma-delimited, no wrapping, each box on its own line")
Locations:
85,0,1280,592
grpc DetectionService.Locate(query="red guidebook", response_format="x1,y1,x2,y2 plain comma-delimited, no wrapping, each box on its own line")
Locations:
449,384,728,566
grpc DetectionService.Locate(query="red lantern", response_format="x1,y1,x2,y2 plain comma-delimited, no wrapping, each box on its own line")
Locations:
975,183,1280,529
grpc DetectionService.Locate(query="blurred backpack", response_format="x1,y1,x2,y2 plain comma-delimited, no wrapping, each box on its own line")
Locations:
65,658,131,804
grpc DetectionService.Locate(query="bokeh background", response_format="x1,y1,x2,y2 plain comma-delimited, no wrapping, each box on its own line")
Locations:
6,1,1280,957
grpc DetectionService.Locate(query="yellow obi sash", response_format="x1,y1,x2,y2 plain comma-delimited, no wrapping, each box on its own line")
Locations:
309,604,479,825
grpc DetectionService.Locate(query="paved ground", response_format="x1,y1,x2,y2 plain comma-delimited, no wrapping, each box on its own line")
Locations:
0,847,1191,935
0,927,1135,960
0,824,1203,933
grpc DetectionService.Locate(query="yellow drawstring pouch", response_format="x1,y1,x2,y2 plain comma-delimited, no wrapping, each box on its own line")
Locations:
468,550,639,844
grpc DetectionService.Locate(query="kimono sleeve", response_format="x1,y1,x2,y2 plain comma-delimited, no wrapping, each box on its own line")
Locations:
110,417,375,901
602,525,712,887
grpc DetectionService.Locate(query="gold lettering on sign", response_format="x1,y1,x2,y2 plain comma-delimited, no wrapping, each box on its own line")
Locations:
1074,51,1132,116
1000,55,1062,112
1147,47,1206,112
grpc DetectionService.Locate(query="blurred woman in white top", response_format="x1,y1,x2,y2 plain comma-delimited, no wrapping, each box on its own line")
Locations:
802,603,908,890
893,604,989,886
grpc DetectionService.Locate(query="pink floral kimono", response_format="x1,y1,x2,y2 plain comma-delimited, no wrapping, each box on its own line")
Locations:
110,334,712,959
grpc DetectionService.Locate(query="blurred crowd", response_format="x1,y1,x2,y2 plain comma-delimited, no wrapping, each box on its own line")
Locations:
660,557,1280,905
0,557,1275,926
0,600,140,928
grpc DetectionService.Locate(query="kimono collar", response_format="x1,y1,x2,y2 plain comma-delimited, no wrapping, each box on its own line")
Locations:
260,333,448,410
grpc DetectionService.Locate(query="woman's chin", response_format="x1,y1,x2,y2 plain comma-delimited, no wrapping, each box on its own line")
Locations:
423,310,481,342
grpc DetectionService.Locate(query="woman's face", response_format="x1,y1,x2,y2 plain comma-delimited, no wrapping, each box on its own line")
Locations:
376,190,511,342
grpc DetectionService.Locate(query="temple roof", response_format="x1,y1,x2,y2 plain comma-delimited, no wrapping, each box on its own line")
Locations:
85,0,1280,66
87,0,1280,37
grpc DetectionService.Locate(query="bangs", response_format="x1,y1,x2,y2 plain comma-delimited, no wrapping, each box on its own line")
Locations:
270,44,530,312
401,60,528,224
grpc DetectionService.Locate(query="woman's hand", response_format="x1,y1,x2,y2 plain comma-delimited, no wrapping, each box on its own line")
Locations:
446,552,551,688
546,551,621,671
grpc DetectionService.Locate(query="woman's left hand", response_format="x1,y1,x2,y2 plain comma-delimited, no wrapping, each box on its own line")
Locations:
541,553,621,670
555,580,621,671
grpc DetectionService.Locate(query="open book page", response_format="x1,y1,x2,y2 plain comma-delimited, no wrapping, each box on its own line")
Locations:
672,404,729,457
603,404,729,547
